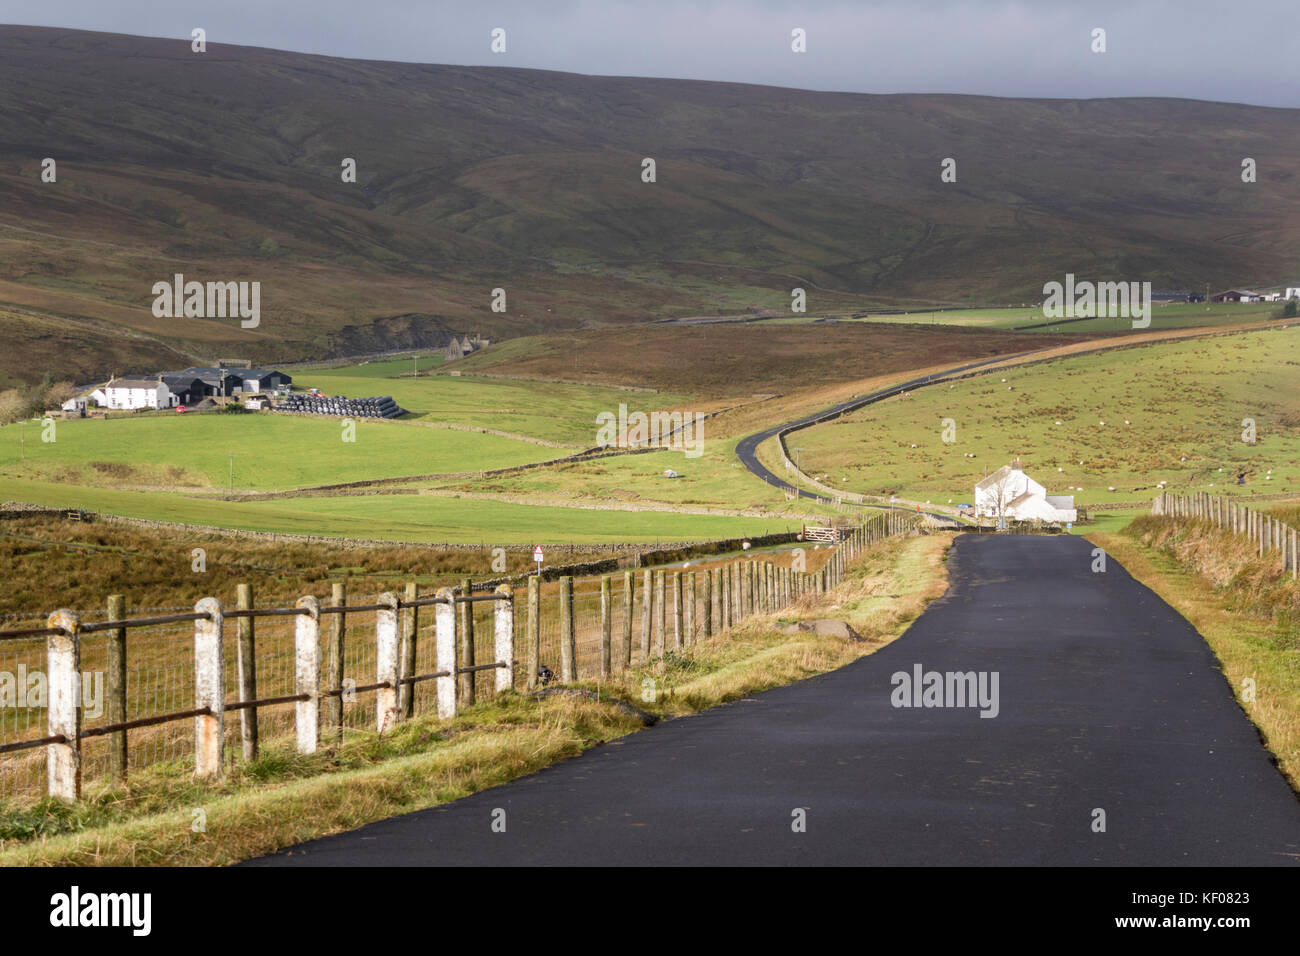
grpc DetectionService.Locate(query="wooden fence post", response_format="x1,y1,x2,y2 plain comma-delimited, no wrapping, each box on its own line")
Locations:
375,592,400,733
526,576,540,689
459,577,476,706
295,595,320,754
621,571,634,670
399,581,418,718
640,569,653,661
106,594,127,784
655,570,667,654
236,582,258,762
559,576,576,681
435,588,458,719
672,572,683,651
193,597,224,780
328,581,346,742
600,575,612,678
494,586,515,693
686,571,697,646
46,609,82,800
702,569,713,639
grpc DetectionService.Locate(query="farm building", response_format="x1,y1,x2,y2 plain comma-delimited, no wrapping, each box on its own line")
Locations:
444,333,490,361
1286,287,1300,300
975,460,1077,523
159,366,291,398
92,377,176,410
1210,289,1264,303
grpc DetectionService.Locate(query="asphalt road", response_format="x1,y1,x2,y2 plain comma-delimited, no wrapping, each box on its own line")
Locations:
733,350,1039,510
245,534,1300,866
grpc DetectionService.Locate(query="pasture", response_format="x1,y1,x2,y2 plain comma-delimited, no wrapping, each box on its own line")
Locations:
792,326,1300,509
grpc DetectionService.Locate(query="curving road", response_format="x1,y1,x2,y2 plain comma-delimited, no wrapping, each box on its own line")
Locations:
734,350,1041,518
244,534,1300,866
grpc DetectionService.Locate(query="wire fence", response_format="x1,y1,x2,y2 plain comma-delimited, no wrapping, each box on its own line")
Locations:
0,510,920,803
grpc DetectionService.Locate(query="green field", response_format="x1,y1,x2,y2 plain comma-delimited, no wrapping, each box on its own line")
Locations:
296,367,690,447
0,413,559,491
794,326,1300,509
0,476,797,544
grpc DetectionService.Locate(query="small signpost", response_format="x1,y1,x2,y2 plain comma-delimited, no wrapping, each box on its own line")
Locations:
533,545,543,575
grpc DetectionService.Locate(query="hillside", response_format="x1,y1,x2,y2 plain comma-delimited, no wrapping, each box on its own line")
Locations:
3,25,1299,384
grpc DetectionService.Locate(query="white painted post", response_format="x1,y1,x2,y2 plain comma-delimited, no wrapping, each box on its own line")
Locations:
375,592,400,733
435,588,458,719
193,597,224,780
45,610,81,801
494,585,514,694
295,596,320,754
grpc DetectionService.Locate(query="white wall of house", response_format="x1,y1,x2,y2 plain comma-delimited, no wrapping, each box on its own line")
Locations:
975,470,1043,517
99,382,174,410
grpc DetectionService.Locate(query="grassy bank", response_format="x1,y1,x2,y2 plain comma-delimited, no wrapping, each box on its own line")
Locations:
0,532,951,866
1090,516,1300,789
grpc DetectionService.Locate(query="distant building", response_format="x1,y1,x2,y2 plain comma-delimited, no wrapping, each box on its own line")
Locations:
159,367,291,398
443,333,490,361
1210,289,1264,303
975,460,1077,523
93,378,175,410
1285,287,1300,300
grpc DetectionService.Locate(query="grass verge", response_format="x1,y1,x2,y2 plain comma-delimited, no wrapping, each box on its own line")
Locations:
0,533,951,866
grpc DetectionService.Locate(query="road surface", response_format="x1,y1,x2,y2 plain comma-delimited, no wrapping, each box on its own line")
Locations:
246,534,1300,866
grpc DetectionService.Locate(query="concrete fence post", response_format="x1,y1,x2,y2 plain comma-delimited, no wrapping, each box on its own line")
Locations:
328,581,346,742
559,576,576,681
106,594,127,784
295,595,321,755
527,576,540,689
399,581,419,718
640,569,653,661
458,577,476,706
375,592,400,733
600,575,613,678
621,571,634,670
435,588,458,719
193,597,224,780
236,582,258,762
494,585,514,693
46,609,82,801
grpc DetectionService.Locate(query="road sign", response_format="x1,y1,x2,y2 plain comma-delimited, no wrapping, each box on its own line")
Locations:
533,546,543,562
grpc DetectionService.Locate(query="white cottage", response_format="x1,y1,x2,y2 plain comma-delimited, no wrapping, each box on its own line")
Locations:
93,377,175,411
975,460,1077,523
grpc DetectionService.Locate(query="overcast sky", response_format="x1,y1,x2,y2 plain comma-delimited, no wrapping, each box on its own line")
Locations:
3,0,1296,108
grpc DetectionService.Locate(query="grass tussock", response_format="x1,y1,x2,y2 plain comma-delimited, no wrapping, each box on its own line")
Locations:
0,533,950,866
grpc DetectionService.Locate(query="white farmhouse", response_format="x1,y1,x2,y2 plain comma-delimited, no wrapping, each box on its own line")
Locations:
975,460,1077,523
92,377,175,411
1286,287,1300,300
